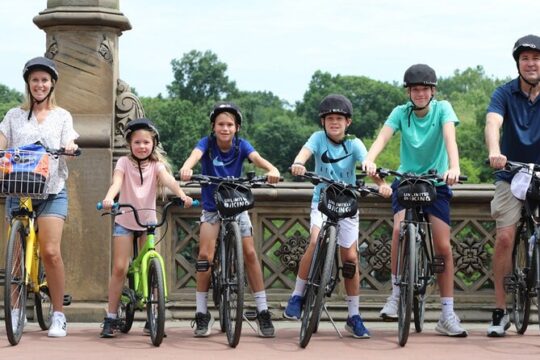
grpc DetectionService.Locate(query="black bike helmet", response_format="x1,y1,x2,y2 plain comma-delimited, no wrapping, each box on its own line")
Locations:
512,34,540,62
22,56,58,83
124,118,160,144
209,102,243,126
318,94,353,118
403,64,437,88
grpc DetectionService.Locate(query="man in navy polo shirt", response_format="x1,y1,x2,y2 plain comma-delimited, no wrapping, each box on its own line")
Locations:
485,34,540,337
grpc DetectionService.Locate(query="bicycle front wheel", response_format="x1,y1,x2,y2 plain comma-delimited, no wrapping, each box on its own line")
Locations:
35,258,53,330
413,242,429,333
397,223,415,347
4,220,28,346
146,258,165,346
511,221,531,334
222,222,244,348
300,225,337,348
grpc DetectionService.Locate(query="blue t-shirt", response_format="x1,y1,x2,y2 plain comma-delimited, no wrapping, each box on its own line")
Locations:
304,131,367,203
195,136,255,211
385,99,459,177
487,78,540,182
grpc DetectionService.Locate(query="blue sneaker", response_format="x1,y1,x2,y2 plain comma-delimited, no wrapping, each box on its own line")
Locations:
345,315,370,339
283,295,303,320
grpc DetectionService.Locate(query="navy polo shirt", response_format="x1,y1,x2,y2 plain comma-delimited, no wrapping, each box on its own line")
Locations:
487,78,540,182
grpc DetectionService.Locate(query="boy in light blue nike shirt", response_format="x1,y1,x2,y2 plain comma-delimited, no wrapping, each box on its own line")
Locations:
283,94,391,339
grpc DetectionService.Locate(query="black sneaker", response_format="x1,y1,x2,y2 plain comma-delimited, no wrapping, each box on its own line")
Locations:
100,317,115,338
256,310,275,338
191,312,214,337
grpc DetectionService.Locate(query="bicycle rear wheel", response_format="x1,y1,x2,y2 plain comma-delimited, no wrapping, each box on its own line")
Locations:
397,223,415,347
299,225,337,348
222,222,244,348
413,242,429,333
511,221,531,334
4,220,28,346
35,258,53,330
146,258,165,346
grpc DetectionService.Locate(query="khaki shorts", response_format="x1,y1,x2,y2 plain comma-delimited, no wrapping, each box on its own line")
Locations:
491,181,523,228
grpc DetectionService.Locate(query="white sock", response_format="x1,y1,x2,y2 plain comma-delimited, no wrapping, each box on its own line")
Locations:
107,312,117,319
53,311,65,320
254,291,268,312
391,274,400,298
292,277,307,297
196,291,208,314
346,295,360,317
441,297,454,319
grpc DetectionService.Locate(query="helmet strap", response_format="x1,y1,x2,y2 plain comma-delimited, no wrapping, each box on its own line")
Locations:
27,86,54,120
407,94,433,127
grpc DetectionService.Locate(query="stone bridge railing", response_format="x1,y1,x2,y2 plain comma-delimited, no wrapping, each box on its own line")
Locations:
162,183,496,308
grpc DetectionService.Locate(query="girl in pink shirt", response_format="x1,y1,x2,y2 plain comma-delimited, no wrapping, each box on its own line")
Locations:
99,118,193,338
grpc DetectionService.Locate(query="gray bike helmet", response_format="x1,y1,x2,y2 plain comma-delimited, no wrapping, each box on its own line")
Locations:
512,34,540,62
23,56,58,83
318,94,353,118
124,118,160,144
403,64,437,88
209,102,243,126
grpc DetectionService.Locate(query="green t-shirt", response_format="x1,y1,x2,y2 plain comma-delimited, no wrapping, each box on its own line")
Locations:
384,99,459,175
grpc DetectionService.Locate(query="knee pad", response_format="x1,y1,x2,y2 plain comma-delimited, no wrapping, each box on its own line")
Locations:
342,261,356,279
195,259,210,272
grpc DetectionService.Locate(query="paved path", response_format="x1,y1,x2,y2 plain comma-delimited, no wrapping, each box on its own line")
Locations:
1,321,539,359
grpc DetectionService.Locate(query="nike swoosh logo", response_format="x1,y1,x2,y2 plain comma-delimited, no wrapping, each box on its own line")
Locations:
212,157,236,167
321,150,352,163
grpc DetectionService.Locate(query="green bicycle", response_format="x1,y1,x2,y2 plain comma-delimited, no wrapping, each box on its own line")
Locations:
97,197,199,346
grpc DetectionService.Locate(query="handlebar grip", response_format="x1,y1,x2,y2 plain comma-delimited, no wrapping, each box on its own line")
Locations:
96,202,119,210
459,175,468,182
192,199,200,207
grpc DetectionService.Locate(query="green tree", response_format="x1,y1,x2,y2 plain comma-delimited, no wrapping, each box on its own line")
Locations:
0,84,23,117
167,50,238,104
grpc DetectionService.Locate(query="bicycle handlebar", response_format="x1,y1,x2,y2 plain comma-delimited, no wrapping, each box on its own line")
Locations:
486,159,540,175
375,168,468,183
187,171,283,187
293,170,381,197
96,197,200,229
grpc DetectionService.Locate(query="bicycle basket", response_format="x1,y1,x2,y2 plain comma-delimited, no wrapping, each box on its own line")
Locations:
0,143,50,198
318,183,358,219
396,178,436,208
214,181,254,217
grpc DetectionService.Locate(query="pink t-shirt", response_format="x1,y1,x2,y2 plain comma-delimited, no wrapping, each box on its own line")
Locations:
114,156,165,231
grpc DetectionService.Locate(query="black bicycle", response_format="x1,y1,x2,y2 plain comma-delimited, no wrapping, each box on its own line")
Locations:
496,160,540,334
378,169,466,347
189,172,275,348
294,171,380,348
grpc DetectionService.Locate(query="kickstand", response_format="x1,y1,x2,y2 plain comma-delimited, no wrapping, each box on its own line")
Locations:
322,303,342,338
243,314,258,333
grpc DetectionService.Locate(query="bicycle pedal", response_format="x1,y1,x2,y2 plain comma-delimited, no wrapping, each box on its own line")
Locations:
503,275,516,293
244,310,257,321
431,256,445,273
63,294,72,306
39,285,50,296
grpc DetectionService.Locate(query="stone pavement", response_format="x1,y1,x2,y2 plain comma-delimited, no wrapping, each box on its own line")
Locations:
1,320,540,360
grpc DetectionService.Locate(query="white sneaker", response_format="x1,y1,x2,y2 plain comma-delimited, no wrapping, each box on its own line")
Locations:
487,308,510,337
10,309,28,333
48,312,67,337
379,296,398,320
435,313,468,337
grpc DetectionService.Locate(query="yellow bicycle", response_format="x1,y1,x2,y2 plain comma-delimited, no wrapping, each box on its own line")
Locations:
2,144,78,345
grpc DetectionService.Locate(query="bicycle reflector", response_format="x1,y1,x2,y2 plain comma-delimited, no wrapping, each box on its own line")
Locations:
214,181,254,217
318,183,358,220
396,179,437,208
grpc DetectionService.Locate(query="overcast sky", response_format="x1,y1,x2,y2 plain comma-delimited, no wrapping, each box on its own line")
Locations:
1,0,539,103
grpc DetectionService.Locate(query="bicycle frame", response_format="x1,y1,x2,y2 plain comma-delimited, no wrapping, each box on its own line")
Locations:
128,228,168,308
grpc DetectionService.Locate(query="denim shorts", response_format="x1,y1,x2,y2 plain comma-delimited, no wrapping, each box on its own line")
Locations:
200,210,253,237
5,188,68,220
391,179,452,225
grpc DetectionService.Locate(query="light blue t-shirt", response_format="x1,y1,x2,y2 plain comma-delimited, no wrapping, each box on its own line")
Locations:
384,99,459,176
304,131,367,203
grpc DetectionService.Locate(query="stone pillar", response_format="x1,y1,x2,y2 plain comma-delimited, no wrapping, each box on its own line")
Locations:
33,1,131,304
